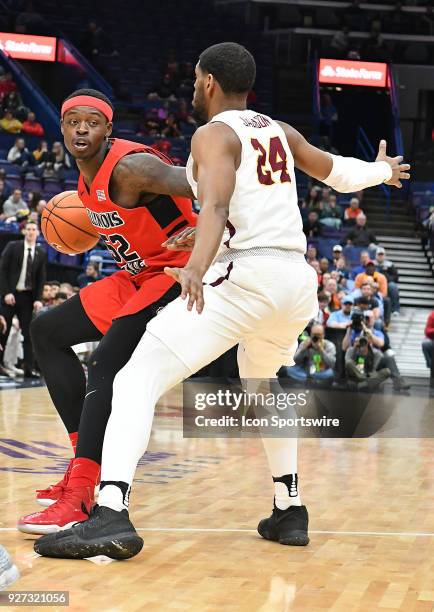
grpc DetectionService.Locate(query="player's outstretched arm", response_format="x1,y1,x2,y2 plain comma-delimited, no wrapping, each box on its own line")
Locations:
112,152,194,199
277,121,410,192
164,123,237,313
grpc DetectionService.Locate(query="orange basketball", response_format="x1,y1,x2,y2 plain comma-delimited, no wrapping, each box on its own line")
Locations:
41,191,100,255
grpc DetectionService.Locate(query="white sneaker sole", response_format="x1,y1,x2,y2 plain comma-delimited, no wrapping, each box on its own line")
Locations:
17,521,77,535
0,564,20,590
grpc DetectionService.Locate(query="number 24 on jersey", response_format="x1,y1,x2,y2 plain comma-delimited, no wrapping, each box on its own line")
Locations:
251,135,291,185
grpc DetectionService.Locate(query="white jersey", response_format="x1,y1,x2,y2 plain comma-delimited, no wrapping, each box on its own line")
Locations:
186,109,306,254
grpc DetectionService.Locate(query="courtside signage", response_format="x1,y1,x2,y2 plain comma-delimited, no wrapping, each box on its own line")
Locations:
0,32,57,62
319,59,388,88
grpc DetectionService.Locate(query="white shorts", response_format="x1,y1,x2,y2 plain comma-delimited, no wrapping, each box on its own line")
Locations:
146,253,318,377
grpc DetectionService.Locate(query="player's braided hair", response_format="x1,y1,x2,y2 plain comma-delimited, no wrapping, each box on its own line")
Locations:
198,42,256,94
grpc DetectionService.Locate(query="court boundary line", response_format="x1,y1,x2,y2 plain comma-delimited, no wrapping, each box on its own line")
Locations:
2,527,434,537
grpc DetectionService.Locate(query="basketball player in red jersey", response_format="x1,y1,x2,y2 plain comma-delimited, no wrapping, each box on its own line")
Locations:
17,89,196,534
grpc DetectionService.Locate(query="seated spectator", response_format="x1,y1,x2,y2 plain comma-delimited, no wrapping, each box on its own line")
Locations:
0,110,22,134
354,283,381,322
351,250,371,278
7,137,31,166
331,244,343,266
2,91,28,121
345,213,377,247
284,324,336,384
177,100,196,126
319,193,342,229
42,282,54,307
332,254,350,279
154,73,177,100
0,73,17,99
43,142,71,179
59,282,74,298
27,190,42,212
343,309,409,390
53,291,68,306
303,211,322,237
422,310,434,370
50,280,60,299
314,292,331,326
323,278,342,312
354,260,388,299
306,244,318,264
303,186,322,214
2,188,28,220
327,295,354,329
32,139,49,163
21,112,44,137
77,262,103,288
345,335,390,391
375,246,400,317
344,197,363,226
161,113,182,138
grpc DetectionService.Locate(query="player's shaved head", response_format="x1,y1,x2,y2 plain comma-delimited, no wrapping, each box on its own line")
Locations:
198,42,256,94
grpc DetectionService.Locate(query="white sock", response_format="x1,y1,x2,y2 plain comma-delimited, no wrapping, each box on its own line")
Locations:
98,484,130,512
236,346,301,510
262,438,301,508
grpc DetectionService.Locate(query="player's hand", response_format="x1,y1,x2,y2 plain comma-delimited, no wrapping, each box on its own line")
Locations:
33,301,43,313
4,293,15,306
162,227,196,251
164,265,204,313
376,140,410,189
0,315,6,334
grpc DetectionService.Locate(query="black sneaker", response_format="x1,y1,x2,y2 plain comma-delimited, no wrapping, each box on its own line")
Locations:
257,505,309,546
34,505,143,560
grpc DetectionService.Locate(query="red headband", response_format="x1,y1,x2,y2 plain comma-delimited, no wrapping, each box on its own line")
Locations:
61,95,113,121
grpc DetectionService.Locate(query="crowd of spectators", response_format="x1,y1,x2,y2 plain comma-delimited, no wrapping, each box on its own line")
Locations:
5,137,71,183
285,183,412,392
0,71,45,137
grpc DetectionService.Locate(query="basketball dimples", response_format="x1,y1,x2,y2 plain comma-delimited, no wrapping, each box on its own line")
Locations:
41,191,100,255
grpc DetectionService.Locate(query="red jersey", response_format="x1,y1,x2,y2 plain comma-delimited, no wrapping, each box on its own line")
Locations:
78,138,196,282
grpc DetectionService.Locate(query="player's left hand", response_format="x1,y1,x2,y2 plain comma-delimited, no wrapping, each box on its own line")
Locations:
164,266,204,313
162,227,196,251
376,140,410,189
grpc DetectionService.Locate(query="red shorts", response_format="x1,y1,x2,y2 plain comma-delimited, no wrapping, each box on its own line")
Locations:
79,270,176,334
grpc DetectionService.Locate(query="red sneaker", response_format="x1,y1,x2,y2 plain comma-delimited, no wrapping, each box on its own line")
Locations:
36,460,73,507
18,486,94,535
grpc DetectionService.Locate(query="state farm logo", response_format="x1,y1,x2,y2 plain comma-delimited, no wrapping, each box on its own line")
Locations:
0,32,56,62
320,64,383,81
319,59,387,88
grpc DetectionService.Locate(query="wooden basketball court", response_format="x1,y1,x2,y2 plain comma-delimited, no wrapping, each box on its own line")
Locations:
1,384,434,611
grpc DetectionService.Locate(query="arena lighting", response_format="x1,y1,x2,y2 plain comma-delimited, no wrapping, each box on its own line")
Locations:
319,58,388,88
0,32,57,62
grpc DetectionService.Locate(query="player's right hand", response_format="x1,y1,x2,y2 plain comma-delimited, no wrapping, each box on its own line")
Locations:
162,227,196,251
4,293,15,306
375,140,410,189
164,265,204,313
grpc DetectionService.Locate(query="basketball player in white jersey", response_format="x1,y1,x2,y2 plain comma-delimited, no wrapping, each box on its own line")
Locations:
35,42,410,560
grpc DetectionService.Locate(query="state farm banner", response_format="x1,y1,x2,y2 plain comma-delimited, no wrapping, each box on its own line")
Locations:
0,32,57,62
319,59,388,88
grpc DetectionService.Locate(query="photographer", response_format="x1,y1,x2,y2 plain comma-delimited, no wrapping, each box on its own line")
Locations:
343,310,410,391
345,335,390,391
285,324,336,384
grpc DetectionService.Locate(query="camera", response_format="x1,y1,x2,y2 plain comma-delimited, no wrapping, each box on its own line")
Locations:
357,336,368,348
311,335,320,343
350,308,364,332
